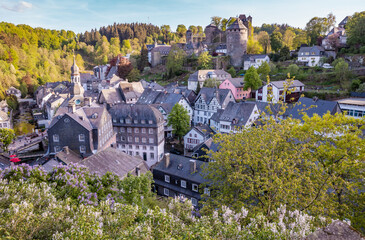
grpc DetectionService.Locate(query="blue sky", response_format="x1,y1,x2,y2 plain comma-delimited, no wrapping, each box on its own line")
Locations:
0,0,363,33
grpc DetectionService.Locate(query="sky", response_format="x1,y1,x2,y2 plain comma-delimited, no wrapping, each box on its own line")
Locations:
0,0,363,33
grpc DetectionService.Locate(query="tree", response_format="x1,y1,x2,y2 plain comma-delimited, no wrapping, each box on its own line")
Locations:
116,56,133,79
188,25,198,34
334,58,350,88
305,13,336,45
197,52,213,70
257,31,271,53
270,32,283,53
166,45,186,77
257,61,270,80
293,31,308,49
161,25,171,33
287,64,300,76
279,46,290,61
202,96,365,230
347,11,365,49
0,128,15,152
283,29,295,50
203,78,220,88
211,16,222,26
126,68,140,82
227,66,236,78
167,104,190,144
243,66,261,92
176,24,187,38
19,82,28,98
138,44,149,71
247,36,263,54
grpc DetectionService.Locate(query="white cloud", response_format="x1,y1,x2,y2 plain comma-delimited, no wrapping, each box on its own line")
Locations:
1,1,33,12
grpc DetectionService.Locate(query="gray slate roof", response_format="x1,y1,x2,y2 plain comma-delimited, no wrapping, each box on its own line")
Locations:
137,89,186,107
227,18,247,30
298,46,325,56
214,101,256,127
153,154,206,184
285,97,341,120
194,124,214,138
196,87,232,105
81,147,149,178
270,80,304,89
227,78,245,88
109,104,164,126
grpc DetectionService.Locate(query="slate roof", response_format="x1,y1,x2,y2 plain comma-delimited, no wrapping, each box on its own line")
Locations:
298,46,325,56
109,104,164,126
137,89,186,107
227,78,245,88
165,85,196,104
140,80,164,91
194,124,214,138
192,138,221,155
227,18,247,30
81,147,149,178
285,97,341,120
243,54,269,62
151,45,171,54
214,101,256,127
153,154,206,183
55,147,83,165
216,44,227,50
98,88,124,105
196,87,231,105
270,80,304,89
106,66,118,79
188,70,231,82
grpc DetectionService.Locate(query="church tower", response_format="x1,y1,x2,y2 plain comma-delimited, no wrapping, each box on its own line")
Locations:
226,18,248,67
71,55,80,84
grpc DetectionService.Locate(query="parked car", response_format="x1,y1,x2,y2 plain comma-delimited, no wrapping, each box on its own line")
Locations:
322,63,334,69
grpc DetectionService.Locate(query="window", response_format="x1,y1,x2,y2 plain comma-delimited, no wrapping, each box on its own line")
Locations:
191,198,198,206
121,136,126,141
165,175,170,183
113,118,116,123
148,120,153,124
150,146,154,150
120,119,124,123
126,118,131,124
80,145,86,154
181,180,186,188
53,134,59,142
121,127,125,133
129,145,132,149
164,188,169,196
149,128,154,134
134,119,138,124
142,137,146,143
142,146,147,150
141,120,146,124
135,128,139,133
134,137,139,142
149,138,154,144
150,152,154,159
204,188,210,196
142,128,146,133
192,184,198,192
79,134,85,142
128,136,132,141
127,128,132,133
54,146,60,152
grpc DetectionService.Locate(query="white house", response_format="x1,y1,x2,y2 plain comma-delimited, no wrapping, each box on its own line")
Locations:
243,54,270,70
6,87,21,99
337,98,365,119
194,88,235,125
297,46,325,67
210,102,259,133
188,70,231,91
256,80,304,103
184,124,214,151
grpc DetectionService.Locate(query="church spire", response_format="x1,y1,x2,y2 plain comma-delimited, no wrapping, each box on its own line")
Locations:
71,53,80,84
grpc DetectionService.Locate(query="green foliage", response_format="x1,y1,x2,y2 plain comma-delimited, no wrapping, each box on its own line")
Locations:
257,61,270,80
279,46,290,61
197,52,213,70
211,16,222,26
270,32,283,53
257,31,271,54
227,66,236,78
126,68,140,82
305,13,336,45
167,104,190,143
334,58,350,88
5,95,18,110
287,64,300,77
166,45,186,78
14,122,34,136
203,78,220,88
247,35,263,54
346,11,365,48
244,66,262,91
0,128,15,151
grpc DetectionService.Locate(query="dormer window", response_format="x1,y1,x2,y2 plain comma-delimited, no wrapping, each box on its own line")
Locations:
126,118,131,124
79,134,85,142
53,134,59,142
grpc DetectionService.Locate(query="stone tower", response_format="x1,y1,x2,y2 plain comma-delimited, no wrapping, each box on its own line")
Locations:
186,29,192,44
71,55,80,84
226,18,248,67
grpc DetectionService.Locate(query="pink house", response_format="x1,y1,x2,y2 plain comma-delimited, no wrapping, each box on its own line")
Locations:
219,78,251,101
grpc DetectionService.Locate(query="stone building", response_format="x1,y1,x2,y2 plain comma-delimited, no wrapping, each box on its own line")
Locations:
109,104,165,167
226,18,248,67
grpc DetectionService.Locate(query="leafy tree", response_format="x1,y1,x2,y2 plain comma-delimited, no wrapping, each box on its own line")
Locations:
6,95,18,110
287,64,300,76
19,82,28,98
283,29,295,49
126,68,140,82
166,45,186,78
227,66,236,78
270,32,283,53
138,44,149,71
243,66,261,92
188,25,198,34
247,35,263,54
305,13,336,45
203,78,220,88
257,31,271,53
116,56,133,79
211,16,222,26
257,61,270,80
161,25,171,33
0,128,15,151
279,46,290,61
197,52,213,70
293,31,308,49
347,11,365,48
176,24,187,38
334,58,350,88
167,104,190,144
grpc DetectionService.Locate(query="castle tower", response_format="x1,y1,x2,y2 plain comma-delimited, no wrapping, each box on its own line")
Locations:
226,18,248,67
71,55,80,85
186,29,192,44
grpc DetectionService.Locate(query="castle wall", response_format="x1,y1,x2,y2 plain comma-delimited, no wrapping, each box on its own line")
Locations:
227,28,248,67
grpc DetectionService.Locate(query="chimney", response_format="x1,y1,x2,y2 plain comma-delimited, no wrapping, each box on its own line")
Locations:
63,146,69,154
165,153,170,168
190,159,196,173
135,167,140,176
84,97,91,107
68,103,76,113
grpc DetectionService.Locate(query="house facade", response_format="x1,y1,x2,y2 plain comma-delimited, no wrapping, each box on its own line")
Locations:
337,98,365,119
256,80,304,103
297,46,325,67
188,70,232,92
243,54,270,70
219,78,251,100
184,124,214,151
194,88,235,125
152,153,209,208
109,104,165,167
48,104,114,157
0,111,11,129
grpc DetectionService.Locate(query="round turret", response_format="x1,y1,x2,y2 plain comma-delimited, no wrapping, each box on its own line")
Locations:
226,18,248,67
